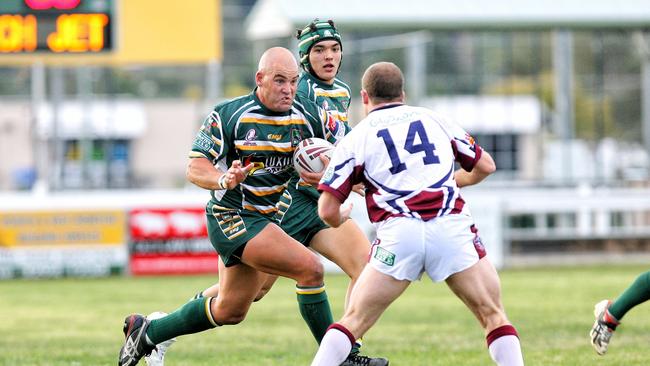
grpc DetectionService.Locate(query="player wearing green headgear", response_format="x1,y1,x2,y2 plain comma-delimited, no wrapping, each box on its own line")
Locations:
297,19,343,79
273,19,389,366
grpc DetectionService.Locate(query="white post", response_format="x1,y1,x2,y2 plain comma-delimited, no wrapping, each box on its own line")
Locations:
30,61,47,192
553,30,575,184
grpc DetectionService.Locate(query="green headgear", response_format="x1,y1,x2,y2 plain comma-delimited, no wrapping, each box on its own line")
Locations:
296,19,342,73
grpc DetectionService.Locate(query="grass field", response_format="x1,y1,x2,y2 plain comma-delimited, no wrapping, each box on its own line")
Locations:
1,264,650,365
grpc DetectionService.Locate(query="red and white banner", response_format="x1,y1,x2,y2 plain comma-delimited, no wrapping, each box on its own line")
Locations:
128,207,218,275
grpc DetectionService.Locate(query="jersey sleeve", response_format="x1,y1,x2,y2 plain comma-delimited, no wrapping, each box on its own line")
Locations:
420,108,483,172
322,109,348,144
440,115,483,172
318,129,365,203
298,95,347,143
189,109,228,165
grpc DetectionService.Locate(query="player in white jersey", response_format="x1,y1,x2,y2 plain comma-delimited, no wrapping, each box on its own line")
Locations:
311,62,524,366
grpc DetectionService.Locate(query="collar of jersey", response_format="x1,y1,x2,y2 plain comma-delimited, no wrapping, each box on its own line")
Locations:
369,103,404,114
302,72,336,90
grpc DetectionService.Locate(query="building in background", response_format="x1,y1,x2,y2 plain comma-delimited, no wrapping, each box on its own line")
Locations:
2,0,650,190
246,0,650,186
243,0,650,267
0,0,235,191
1,0,650,274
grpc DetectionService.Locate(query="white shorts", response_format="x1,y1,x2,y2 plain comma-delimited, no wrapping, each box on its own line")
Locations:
369,214,486,282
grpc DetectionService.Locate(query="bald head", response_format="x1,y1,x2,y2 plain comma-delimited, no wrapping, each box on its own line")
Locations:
255,47,300,112
258,47,299,73
361,62,404,104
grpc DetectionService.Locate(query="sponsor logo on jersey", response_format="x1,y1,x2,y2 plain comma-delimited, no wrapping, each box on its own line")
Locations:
322,100,329,110
201,112,221,131
374,246,395,266
244,129,257,145
267,133,283,141
242,154,265,175
243,154,292,175
245,163,265,175
326,113,340,134
195,131,214,151
368,110,418,127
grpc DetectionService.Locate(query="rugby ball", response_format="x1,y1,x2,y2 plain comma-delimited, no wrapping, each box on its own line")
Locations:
293,138,334,175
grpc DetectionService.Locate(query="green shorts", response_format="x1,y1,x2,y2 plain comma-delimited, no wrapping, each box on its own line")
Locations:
274,181,329,246
205,203,276,267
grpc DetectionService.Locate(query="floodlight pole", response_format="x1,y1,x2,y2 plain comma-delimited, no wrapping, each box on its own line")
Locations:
77,66,93,189
50,67,65,191
635,31,650,169
553,30,575,185
30,61,47,192
406,33,428,105
206,59,222,102
643,59,650,163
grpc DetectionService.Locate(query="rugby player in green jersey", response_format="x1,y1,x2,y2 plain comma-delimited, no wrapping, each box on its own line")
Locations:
193,20,386,366
139,21,388,366
118,47,357,366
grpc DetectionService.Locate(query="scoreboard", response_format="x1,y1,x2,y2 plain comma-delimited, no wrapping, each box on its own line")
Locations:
0,0,113,54
0,0,221,65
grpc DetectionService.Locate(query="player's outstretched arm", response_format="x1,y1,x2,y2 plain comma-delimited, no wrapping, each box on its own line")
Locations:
187,158,253,190
187,157,224,190
454,150,497,188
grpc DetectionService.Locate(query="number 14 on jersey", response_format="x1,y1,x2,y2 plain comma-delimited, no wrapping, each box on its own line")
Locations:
376,120,440,174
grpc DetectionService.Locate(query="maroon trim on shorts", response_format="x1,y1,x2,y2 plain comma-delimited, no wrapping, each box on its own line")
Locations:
470,224,487,259
486,324,519,346
327,323,356,346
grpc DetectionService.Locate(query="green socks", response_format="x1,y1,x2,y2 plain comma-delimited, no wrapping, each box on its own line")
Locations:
143,285,336,346
296,285,334,344
146,297,218,344
609,270,650,321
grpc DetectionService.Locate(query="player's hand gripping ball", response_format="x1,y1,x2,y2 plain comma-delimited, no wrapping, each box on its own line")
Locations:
293,138,334,175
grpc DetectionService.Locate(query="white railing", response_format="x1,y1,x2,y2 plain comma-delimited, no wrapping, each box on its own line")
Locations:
463,186,650,267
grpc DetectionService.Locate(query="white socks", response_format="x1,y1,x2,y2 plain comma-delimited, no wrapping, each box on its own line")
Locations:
487,325,524,366
313,323,524,366
311,324,354,366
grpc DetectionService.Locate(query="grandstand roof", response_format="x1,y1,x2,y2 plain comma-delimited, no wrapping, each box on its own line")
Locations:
246,0,650,39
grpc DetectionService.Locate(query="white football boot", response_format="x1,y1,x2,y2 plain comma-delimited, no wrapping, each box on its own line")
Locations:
590,300,618,355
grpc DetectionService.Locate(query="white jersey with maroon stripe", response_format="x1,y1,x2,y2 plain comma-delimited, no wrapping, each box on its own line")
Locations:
319,103,482,223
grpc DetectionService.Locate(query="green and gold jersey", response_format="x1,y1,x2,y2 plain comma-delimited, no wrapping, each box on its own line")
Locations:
291,72,352,197
298,72,352,138
189,89,333,215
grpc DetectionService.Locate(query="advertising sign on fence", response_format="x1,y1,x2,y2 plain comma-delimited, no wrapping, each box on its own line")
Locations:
0,209,127,278
0,210,125,246
128,207,218,275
